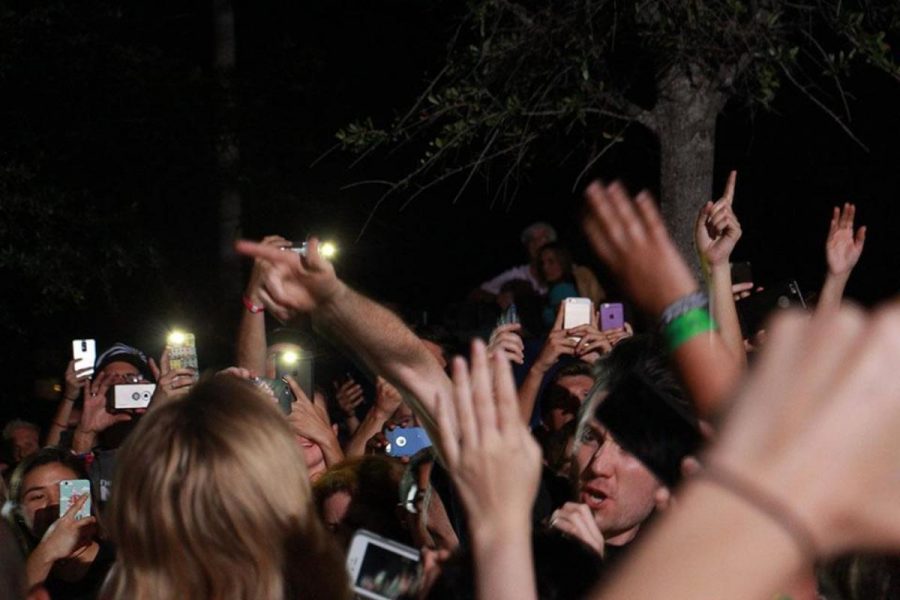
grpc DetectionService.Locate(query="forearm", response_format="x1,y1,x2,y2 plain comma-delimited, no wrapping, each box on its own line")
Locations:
345,407,390,458
470,521,537,600
25,546,56,588
707,263,747,369
816,272,850,317
595,479,805,600
517,367,545,424
236,308,267,375
71,426,96,454
670,332,741,418
319,436,345,468
46,397,76,447
313,284,451,436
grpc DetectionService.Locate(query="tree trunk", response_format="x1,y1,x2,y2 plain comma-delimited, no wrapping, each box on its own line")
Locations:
213,0,242,297
653,68,724,271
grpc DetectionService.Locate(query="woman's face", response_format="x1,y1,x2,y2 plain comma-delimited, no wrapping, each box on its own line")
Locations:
540,249,565,283
20,462,79,536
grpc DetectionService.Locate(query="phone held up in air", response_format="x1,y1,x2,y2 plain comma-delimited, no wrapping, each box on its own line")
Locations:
72,339,96,377
599,302,625,331
346,529,422,600
59,479,92,520
167,331,198,379
563,297,592,341
385,427,432,458
107,378,156,412
736,280,806,338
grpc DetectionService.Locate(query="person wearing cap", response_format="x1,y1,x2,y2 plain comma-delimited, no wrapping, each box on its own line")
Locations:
549,337,701,564
69,344,157,508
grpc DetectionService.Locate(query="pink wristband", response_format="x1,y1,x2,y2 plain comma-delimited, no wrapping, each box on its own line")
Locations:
242,296,265,314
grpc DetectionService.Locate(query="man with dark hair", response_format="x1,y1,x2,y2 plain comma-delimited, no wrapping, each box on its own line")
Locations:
550,336,702,562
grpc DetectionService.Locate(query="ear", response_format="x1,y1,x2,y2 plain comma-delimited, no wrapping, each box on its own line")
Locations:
653,485,673,512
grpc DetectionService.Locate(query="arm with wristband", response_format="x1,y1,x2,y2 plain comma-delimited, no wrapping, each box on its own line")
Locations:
582,181,740,418
236,235,290,375
694,170,747,368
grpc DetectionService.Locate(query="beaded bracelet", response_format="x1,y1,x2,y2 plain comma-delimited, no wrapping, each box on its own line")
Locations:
699,464,819,559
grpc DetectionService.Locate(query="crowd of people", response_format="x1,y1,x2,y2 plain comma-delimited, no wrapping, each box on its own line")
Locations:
3,171,900,600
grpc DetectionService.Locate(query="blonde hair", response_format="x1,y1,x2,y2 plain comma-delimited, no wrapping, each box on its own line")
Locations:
102,376,349,600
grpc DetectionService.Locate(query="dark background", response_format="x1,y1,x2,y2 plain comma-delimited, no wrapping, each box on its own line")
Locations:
2,0,898,427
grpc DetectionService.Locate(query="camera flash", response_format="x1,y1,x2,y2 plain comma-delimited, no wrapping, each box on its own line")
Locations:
319,242,337,259
280,350,300,365
168,331,186,345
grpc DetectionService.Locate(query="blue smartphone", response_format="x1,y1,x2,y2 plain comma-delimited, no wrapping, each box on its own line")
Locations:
59,479,92,520
386,427,432,458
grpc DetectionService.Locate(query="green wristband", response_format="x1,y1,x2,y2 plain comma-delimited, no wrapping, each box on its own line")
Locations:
664,307,716,352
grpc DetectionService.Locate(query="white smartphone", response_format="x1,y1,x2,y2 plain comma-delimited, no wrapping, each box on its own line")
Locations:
109,383,156,412
346,529,421,600
563,297,593,330
59,479,92,520
72,339,96,377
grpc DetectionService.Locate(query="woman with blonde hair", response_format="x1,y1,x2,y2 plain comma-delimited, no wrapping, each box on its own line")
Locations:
101,376,350,600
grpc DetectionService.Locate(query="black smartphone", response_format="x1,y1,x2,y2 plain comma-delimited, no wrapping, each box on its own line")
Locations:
736,280,806,338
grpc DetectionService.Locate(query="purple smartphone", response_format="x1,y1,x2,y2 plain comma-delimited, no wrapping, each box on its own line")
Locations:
599,303,625,331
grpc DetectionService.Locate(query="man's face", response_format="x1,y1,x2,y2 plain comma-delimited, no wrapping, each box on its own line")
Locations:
544,374,594,432
10,426,39,463
575,420,662,546
101,360,142,384
20,462,80,536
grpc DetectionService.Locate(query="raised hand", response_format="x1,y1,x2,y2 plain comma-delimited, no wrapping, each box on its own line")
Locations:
711,306,900,555
550,502,605,556
487,323,525,365
436,340,542,531
63,359,92,402
435,340,541,600
695,170,742,269
234,237,344,322
825,203,866,278
78,371,132,436
533,304,577,373
334,376,365,418
149,349,196,408
583,182,697,317
245,235,292,305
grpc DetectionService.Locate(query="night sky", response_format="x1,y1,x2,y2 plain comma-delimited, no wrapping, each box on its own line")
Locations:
2,0,899,426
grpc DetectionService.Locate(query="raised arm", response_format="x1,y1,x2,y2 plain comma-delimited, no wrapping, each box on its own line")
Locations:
582,182,741,418
236,235,291,374
596,304,900,600
435,341,541,600
234,237,452,444
694,170,747,368
816,203,866,316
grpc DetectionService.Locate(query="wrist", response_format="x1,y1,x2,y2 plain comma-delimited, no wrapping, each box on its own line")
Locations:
470,514,532,547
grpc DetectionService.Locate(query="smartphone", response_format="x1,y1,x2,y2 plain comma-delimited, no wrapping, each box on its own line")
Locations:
386,427,432,458
253,377,294,415
346,529,422,600
276,350,314,401
107,383,156,412
59,479,92,520
731,261,754,285
72,339,96,377
563,297,593,338
167,332,198,375
736,280,806,338
599,303,625,331
496,303,520,327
